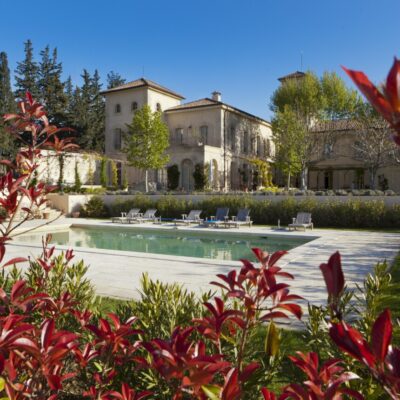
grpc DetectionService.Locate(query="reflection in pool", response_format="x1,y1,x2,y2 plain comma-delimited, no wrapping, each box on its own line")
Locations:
16,227,312,261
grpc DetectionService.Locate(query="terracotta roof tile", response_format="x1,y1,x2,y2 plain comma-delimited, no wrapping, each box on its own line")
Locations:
165,98,270,125
100,78,185,99
278,71,306,82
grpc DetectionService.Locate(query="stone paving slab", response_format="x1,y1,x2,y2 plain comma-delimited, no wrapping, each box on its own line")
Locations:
4,218,400,310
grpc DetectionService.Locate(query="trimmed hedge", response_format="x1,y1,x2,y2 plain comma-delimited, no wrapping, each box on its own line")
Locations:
104,195,400,229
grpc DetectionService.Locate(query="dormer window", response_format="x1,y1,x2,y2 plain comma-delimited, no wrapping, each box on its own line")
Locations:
115,104,121,113
156,103,162,112
131,101,138,111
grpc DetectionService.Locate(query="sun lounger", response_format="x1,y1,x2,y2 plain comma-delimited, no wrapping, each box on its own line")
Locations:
128,209,158,223
202,207,229,227
225,208,252,228
173,210,203,225
112,208,140,223
288,212,313,231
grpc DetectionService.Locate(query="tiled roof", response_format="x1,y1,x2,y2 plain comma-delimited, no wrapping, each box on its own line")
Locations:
278,71,306,82
165,98,216,110
100,78,185,99
165,98,270,125
312,119,359,132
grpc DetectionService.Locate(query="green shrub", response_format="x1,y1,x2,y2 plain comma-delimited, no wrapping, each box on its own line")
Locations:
100,157,108,187
74,161,82,192
167,164,180,190
82,196,109,218
104,195,400,228
110,159,118,189
193,163,208,191
116,273,209,340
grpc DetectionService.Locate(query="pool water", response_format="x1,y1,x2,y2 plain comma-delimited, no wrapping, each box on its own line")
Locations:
16,226,312,261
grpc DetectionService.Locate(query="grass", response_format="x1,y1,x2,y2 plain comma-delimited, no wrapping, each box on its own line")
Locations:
99,296,127,313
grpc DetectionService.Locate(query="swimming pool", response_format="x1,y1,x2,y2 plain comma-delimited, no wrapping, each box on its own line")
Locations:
15,226,313,261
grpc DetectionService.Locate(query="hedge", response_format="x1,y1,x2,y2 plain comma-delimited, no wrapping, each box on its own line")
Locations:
102,195,400,229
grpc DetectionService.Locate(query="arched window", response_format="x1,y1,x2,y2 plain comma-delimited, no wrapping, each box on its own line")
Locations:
156,103,162,112
131,101,138,111
115,104,121,113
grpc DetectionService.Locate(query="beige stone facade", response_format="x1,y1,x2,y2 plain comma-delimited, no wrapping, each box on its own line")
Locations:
308,124,400,192
101,79,273,191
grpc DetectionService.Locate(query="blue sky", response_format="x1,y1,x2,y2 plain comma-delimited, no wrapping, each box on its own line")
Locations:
1,0,399,120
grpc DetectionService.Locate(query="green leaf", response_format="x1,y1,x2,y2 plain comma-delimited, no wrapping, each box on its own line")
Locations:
202,384,221,399
265,321,280,357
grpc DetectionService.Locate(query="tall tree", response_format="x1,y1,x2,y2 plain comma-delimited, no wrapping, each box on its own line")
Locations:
352,104,397,189
270,72,322,189
271,105,303,189
38,46,67,125
15,39,40,100
64,76,74,123
107,71,126,89
89,70,105,152
0,52,17,156
270,71,360,189
72,69,105,151
123,105,170,192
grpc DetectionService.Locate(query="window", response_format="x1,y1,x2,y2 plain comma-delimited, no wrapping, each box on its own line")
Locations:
131,101,138,111
114,128,122,150
323,142,334,157
115,104,121,113
256,136,262,156
156,103,162,112
230,126,236,151
175,128,184,144
243,132,249,153
251,135,256,154
353,141,363,159
264,139,271,157
200,125,208,145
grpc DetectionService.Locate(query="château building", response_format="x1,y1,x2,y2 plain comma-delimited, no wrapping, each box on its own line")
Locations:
101,78,274,191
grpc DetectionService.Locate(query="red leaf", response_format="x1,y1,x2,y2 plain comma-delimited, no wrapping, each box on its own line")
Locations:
386,58,400,112
319,251,344,298
371,309,392,362
2,257,28,267
342,66,392,122
261,388,276,400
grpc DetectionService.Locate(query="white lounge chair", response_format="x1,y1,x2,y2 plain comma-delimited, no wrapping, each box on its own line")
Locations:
112,208,140,223
225,208,252,228
173,210,203,225
128,209,158,224
202,208,229,228
288,212,313,231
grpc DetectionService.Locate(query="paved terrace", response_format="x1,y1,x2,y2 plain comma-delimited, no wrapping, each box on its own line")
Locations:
4,217,400,311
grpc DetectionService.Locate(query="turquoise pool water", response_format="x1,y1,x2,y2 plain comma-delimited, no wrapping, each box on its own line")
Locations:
16,226,312,261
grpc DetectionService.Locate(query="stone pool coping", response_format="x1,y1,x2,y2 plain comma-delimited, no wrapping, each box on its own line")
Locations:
6,217,400,315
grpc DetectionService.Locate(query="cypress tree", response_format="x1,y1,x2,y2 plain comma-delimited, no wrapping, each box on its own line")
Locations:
15,39,40,100
107,71,126,89
0,51,17,156
38,46,67,125
64,76,74,124
89,70,105,152
75,69,105,152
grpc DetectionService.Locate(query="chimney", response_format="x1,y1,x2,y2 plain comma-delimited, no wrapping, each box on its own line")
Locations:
212,91,221,102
